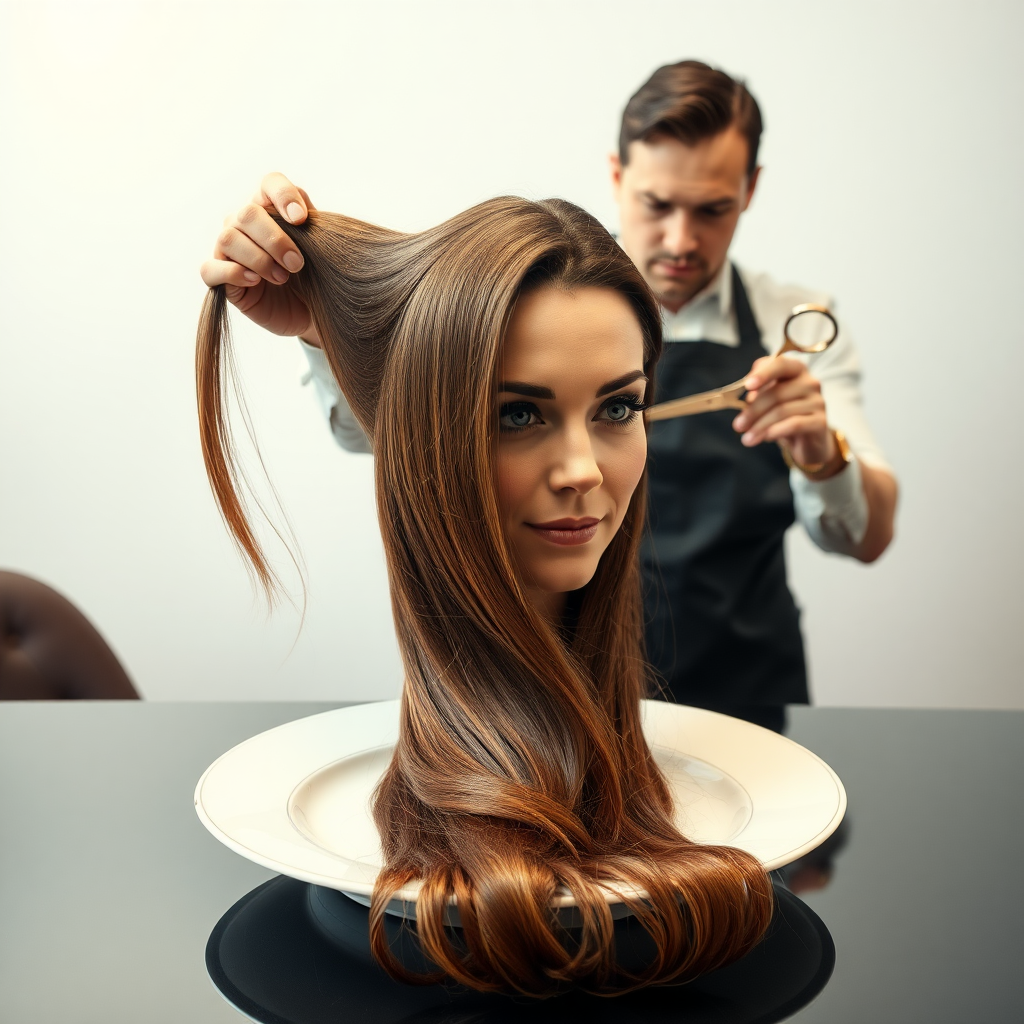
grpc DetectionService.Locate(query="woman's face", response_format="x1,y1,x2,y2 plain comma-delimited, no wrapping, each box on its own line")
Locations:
496,285,648,621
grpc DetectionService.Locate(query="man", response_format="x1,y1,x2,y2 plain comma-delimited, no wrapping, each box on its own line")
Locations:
609,62,897,727
201,61,897,727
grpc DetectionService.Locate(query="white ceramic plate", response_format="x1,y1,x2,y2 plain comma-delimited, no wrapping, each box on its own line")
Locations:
195,701,845,907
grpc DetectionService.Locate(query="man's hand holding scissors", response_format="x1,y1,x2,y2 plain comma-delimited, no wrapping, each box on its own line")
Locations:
733,355,838,475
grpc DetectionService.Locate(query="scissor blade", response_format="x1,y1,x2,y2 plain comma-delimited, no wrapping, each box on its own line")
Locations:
646,389,740,422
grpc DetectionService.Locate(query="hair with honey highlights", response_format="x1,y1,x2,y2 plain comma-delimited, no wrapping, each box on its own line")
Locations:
196,196,773,995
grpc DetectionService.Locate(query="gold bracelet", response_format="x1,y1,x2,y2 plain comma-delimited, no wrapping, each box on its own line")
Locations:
781,429,851,479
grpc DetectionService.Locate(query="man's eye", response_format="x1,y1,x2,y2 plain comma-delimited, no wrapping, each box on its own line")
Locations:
499,402,542,432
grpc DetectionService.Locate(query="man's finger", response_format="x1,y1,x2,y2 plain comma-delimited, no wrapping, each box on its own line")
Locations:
737,376,823,429
258,171,310,223
759,413,829,446
744,355,805,391
200,257,263,289
215,223,293,284
740,402,826,445
229,204,304,275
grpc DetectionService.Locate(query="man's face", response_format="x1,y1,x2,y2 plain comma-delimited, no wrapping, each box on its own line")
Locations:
610,127,759,313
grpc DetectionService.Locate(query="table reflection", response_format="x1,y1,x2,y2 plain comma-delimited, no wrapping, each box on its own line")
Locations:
206,875,834,1024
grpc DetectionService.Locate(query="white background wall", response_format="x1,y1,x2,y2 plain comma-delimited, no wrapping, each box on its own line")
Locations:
1,0,1020,706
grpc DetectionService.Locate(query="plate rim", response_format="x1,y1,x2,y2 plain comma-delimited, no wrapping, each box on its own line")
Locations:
195,700,847,905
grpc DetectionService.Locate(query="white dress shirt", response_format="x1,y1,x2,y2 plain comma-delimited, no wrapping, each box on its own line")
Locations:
300,260,893,556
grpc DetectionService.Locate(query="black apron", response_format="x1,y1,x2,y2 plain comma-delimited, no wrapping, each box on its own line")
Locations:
643,266,807,713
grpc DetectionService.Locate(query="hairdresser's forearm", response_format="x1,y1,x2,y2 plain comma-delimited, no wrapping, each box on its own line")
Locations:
298,328,322,348
853,461,897,563
793,456,897,562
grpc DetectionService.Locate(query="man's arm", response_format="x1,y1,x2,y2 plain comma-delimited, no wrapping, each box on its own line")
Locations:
853,460,898,563
784,446,897,563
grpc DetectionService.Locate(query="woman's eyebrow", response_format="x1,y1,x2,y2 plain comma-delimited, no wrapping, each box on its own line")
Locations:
597,370,647,396
498,371,647,400
497,381,554,399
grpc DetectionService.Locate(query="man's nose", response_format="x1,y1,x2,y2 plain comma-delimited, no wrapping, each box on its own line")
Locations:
662,209,697,257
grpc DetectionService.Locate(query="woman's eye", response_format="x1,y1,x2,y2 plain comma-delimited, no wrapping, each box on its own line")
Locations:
597,395,647,425
499,402,542,432
505,409,534,428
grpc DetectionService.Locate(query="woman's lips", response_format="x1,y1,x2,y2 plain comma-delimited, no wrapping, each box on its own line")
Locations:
526,517,601,546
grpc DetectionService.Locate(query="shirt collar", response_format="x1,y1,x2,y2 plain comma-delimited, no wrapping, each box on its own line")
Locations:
692,260,731,317
660,261,739,345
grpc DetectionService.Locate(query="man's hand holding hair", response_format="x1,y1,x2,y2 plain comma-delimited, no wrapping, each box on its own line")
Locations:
199,172,322,346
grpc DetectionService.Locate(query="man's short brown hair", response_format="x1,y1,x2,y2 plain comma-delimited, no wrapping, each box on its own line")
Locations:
619,60,763,177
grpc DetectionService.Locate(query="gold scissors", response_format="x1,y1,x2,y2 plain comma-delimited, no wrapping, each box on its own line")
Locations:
645,303,839,422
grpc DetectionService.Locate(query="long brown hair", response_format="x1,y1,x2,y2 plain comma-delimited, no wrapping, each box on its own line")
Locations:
197,196,773,996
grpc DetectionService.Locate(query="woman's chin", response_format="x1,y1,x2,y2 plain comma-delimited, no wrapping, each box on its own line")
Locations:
530,564,600,600
515,539,613,615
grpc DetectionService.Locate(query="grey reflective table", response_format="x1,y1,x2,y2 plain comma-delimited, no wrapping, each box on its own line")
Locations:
1,704,1021,1023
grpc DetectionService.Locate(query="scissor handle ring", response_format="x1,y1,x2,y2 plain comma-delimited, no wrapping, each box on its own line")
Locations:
781,303,838,354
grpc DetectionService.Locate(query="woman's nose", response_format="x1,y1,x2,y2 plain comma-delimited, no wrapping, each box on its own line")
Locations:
549,429,603,494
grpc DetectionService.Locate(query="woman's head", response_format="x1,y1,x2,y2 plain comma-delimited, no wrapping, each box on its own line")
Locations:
196,197,771,996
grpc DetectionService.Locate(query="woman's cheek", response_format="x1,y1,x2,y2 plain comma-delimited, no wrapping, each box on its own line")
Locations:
494,449,513,503
495,448,528,523
611,430,648,504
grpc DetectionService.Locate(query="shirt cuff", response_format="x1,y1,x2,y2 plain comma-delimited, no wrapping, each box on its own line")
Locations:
298,339,373,454
791,455,869,553
299,336,332,379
